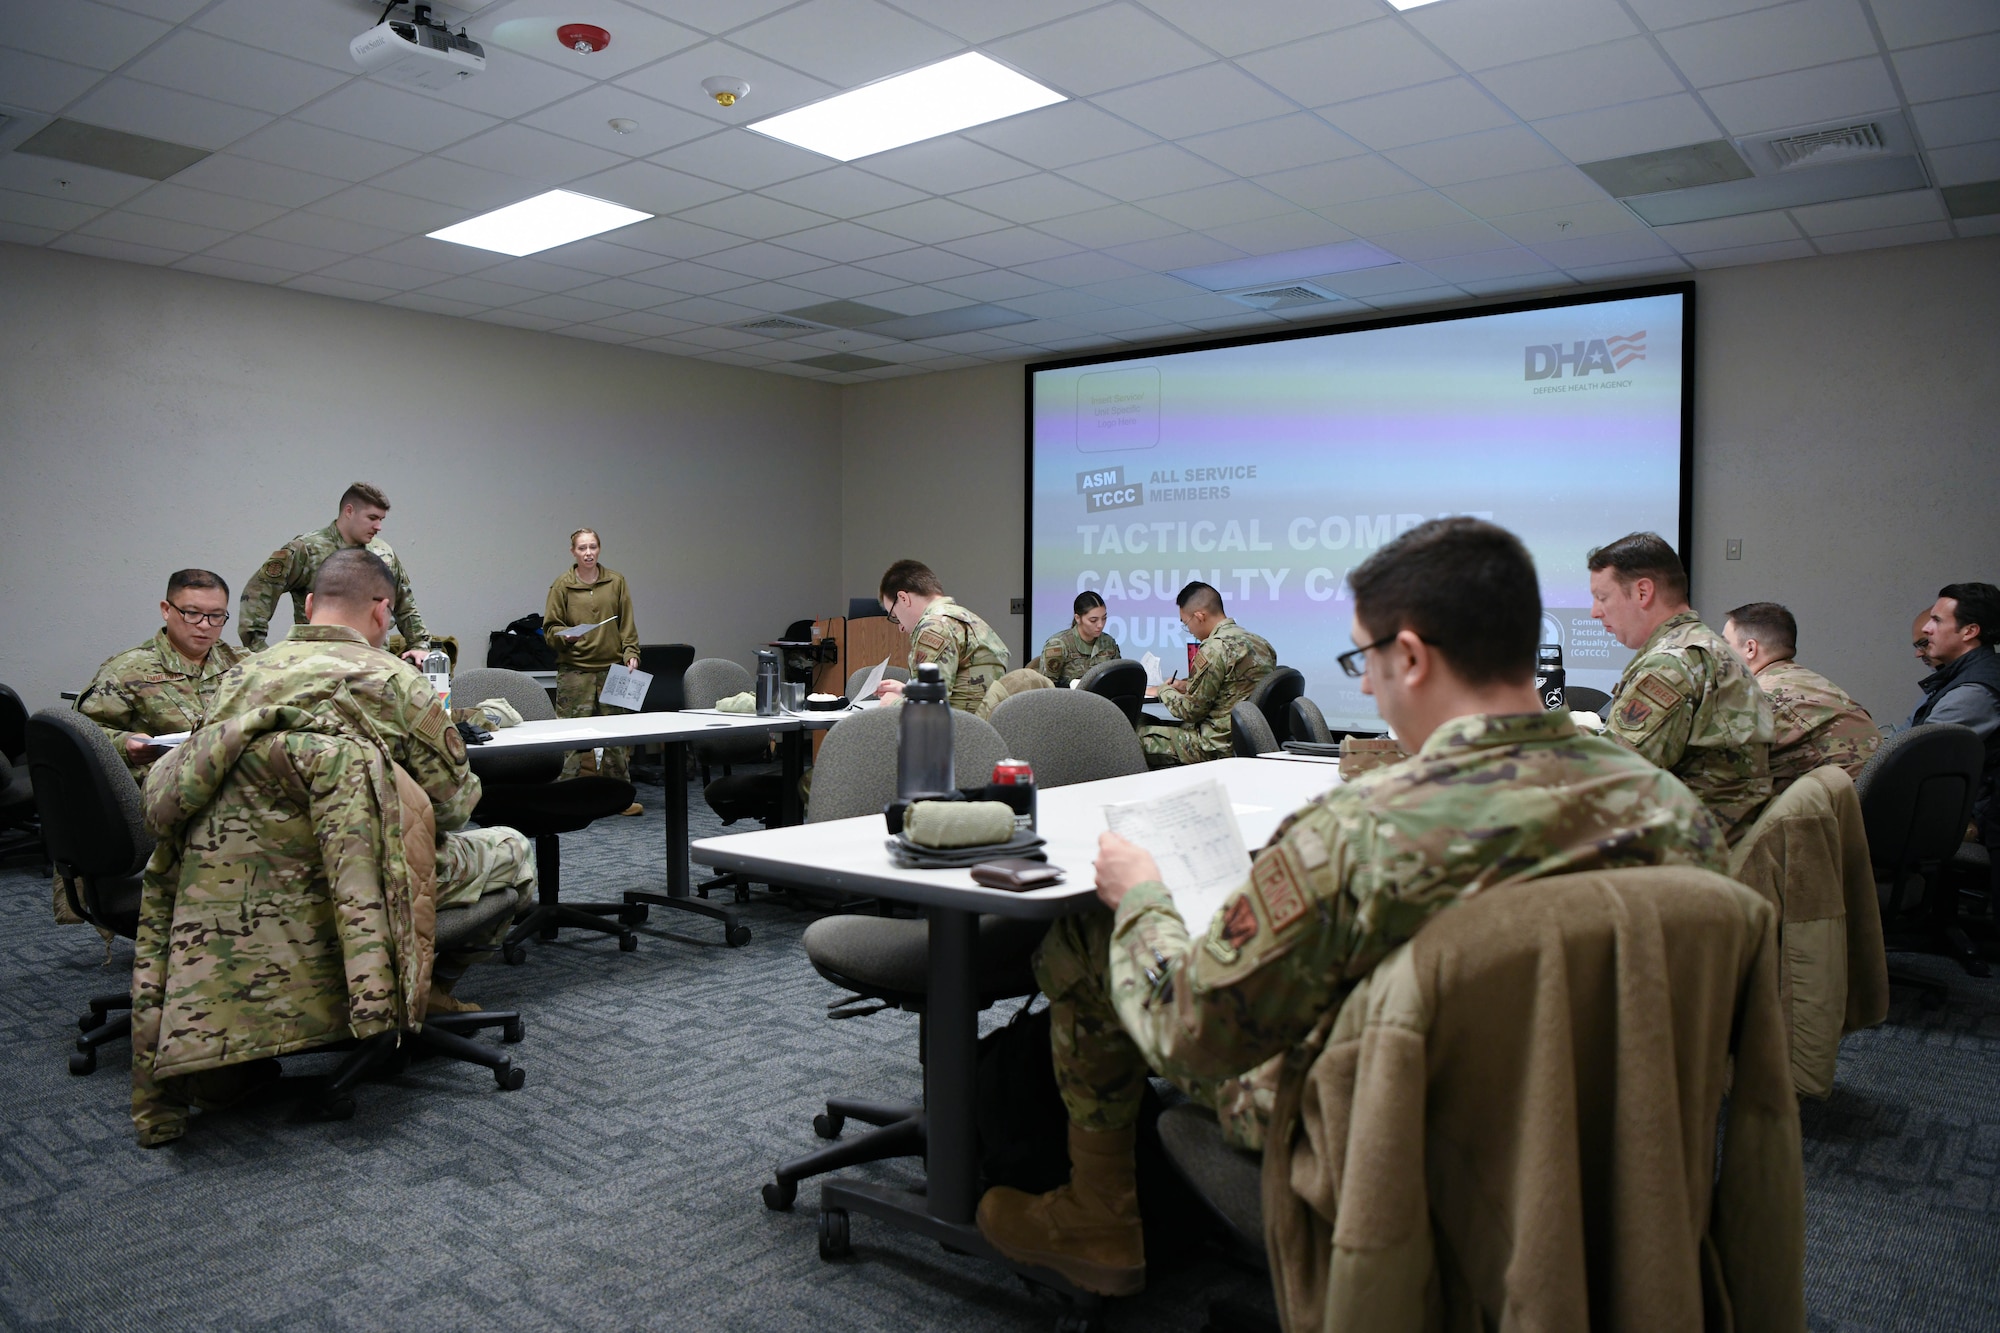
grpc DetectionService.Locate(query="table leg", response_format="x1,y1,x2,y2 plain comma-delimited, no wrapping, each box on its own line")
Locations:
778,727,805,827
925,905,978,1222
622,738,751,947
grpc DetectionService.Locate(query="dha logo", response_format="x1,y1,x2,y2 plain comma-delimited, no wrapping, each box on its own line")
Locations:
1524,330,1646,380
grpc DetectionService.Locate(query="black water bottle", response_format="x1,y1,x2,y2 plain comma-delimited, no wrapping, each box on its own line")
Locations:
896,663,954,801
755,649,779,717
1535,643,1566,711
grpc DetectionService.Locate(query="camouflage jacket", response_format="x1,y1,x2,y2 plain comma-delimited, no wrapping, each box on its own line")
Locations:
1035,625,1122,687
130,682,439,1146
77,629,246,778
907,596,1011,714
1156,618,1278,758
239,522,428,652
1757,658,1881,792
1604,610,1774,842
1107,711,1727,1146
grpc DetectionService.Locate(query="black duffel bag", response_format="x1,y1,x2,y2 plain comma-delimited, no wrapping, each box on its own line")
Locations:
487,613,557,671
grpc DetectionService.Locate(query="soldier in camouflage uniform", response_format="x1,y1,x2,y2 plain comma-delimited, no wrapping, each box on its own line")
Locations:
873,560,1011,713
977,519,1727,1298
545,528,643,806
239,481,430,661
1588,533,1774,841
1136,582,1277,768
1723,602,1880,793
1035,591,1122,687
128,550,533,1146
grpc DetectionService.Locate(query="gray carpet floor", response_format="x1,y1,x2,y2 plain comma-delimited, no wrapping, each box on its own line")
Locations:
2,773,1997,1331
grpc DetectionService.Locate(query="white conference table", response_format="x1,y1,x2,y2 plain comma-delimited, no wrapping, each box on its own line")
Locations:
691,757,1342,1298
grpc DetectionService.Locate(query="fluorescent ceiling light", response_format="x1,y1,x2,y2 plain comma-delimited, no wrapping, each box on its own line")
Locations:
1386,0,1449,9
749,52,1064,162
428,189,652,256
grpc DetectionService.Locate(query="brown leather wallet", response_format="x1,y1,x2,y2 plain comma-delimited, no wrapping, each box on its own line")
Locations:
969,859,1065,891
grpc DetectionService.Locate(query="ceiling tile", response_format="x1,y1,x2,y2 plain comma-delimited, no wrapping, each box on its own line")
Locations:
0,48,112,113
370,157,532,211
1925,139,2000,184
1037,202,1183,246
172,254,291,283
415,47,597,120
555,324,647,344
51,233,183,265
1236,19,1456,109
888,0,1106,45
305,185,462,234
294,82,499,154
650,130,832,189
859,137,1040,193
1373,219,1515,261
1077,273,1207,305
65,78,272,151
1406,0,1639,71
932,269,1053,301
856,246,992,281
1138,0,1378,58
1872,0,2000,48
559,277,678,309
1095,63,1300,140
1257,155,1426,209
938,226,1081,266
1530,229,1676,267
1388,127,1566,187
190,0,365,70
1699,57,1899,134
534,240,668,276
591,310,699,337
1181,113,1367,178
778,220,914,261
985,4,1212,97
0,187,103,231
1812,219,1955,250
521,86,715,160
716,279,831,311
439,124,627,185
122,30,348,116
478,0,704,82
963,101,1157,169
1476,38,1688,123
602,215,742,259
421,274,545,307
1486,197,1645,245
1320,189,1471,235
948,173,1111,224
1322,79,1516,152
201,233,347,272
729,0,963,86
1652,210,1803,250
860,196,1009,244
1625,0,1788,26
228,120,418,183
567,160,737,216
1314,262,1446,296
1059,144,1231,201
702,240,830,279
1100,234,1248,275
512,292,629,322
1132,292,1262,322
1533,95,1724,161
661,295,777,325
367,236,509,276
1143,180,1295,229
782,264,908,297
1441,166,1609,217
625,260,756,294
98,0,209,20
283,274,399,302
318,255,457,290
1012,250,1150,287
0,155,151,207
251,210,403,255
612,41,840,126
170,153,344,208
125,181,286,231
1684,237,1821,267
1419,248,1561,281
1911,91,2000,148
760,166,928,217
674,193,831,238
479,256,602,292
6,1,171,70
1657,0,1877,88
1201,211,1353,254
1892,33,2000,101
1002,288,1114,318
472,308,568,331
385,291,489,317
1789,187,1947,234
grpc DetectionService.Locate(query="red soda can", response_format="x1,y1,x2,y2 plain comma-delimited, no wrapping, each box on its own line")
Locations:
990,758,1037,832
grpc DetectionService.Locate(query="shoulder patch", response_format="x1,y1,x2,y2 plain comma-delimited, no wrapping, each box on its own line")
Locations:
415,698,448,747
1251,849,1308,931
1615,695,1657,733
1220,894,1260,948
443,723,466,763
261,557,286,579
1290,825,1330,871
1635,671,1683,709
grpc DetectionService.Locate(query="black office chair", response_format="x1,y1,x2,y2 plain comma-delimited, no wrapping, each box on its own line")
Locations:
27,708,149,1075
1078,658,1148,727
0,684,41,863
1244,667,1305,746
1565,685,1612,714
450,667,644,962
1230,700,1280,758
1854,722,1986,977
1289,696,1333,744
989,688,1146,788
626,642,695,783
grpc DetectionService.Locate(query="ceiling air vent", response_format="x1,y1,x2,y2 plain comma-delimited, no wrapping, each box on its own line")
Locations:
1222,282,1341,312
730,316,832,338
1766,122,1888,170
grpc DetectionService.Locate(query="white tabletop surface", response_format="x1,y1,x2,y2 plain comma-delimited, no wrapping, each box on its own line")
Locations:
475,709,796,755
681,699,884,731
691,756,1342,919
1256,749,1344,765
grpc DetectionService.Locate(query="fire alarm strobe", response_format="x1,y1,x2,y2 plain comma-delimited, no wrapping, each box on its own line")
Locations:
557,23,610,53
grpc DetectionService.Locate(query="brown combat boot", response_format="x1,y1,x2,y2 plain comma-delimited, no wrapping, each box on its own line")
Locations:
425,979,481,1015
976,1123,1145,1296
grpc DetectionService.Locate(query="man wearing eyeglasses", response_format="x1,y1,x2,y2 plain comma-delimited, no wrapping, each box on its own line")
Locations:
78,568,247,779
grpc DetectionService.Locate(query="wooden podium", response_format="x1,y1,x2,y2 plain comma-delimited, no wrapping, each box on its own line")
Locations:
812,615,908,696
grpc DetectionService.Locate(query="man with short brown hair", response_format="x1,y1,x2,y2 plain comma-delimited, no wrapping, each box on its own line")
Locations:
239,481,429,661
1722,601,1878,792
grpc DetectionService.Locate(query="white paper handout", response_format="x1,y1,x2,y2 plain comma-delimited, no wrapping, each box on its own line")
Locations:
1139,651,1163,686
554,618,614,640
1102,778,1252,937
598,663,652,711
148,731,191,748
854,655,891,701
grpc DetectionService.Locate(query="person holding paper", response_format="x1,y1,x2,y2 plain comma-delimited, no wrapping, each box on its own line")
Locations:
977,518,1728,1298
1135,581,1275,768
873,559,1011,713
1034,590,1122,687
545,527,643,809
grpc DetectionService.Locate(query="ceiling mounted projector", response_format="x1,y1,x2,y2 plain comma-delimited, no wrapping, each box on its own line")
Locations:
351,4,485,91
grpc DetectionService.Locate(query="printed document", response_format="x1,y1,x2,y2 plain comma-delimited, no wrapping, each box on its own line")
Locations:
598,664,652,711
1139,651,1162,686
554,618,614,640
1102,778,1250,936
854,656,891,701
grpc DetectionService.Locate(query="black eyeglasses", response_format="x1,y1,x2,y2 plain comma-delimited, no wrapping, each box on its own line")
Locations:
1336,634,1396,678
170,603,230,627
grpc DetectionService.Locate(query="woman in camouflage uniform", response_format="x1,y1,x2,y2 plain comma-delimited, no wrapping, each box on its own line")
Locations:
1035,590,1122,687
545,528,643,811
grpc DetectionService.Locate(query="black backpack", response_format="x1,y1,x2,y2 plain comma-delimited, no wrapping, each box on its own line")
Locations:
487,613,557,671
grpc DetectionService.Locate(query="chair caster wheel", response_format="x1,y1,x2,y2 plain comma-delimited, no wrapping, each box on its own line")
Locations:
618,931,638,952
78,1014,96,1033
69,1051,96,1076
495,1063,525,1091
818,1208,850,1260
762,1178,797,1211
813,1112,844,1139
502,1018,525,1044
696,884,711,899
503,943,526,965
726,925,752,948
620,904,649,926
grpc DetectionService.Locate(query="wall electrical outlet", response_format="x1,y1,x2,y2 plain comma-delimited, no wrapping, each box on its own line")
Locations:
1725,539,1742,561
1009,598,1026,615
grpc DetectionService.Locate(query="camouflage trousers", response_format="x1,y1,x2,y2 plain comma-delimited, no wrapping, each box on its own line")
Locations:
1136,721,1226,770
1037,906,1277,1151
438,827,536,951
554,667,631,782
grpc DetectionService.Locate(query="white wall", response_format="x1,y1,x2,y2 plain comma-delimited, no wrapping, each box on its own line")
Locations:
0,243,844,710
837,236,2000,724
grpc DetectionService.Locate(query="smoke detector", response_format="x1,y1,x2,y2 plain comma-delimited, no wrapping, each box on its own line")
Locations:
702,75,750,108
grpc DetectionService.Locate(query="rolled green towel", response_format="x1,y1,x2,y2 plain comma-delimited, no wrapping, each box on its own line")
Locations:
716,691,757,713
905,800,1016,848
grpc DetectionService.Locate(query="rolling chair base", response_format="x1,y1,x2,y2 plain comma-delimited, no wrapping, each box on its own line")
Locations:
763,1097,925,1211
503,901,641,963
314,1010,527,1119
70,989,135,1075
622,889,752,948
